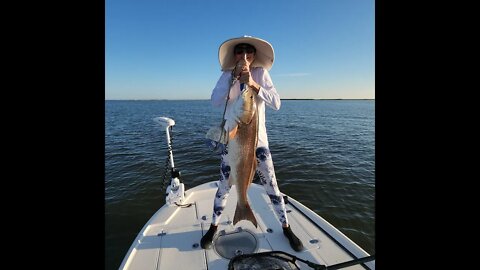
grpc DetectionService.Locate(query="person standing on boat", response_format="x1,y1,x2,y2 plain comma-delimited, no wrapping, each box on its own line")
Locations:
201,36,304,252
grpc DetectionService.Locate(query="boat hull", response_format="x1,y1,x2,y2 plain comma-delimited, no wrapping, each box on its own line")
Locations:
119,181,375,270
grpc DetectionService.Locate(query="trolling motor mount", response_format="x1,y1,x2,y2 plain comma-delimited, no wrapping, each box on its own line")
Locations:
154,116,185,206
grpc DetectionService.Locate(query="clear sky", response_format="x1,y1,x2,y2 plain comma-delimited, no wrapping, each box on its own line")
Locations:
106,0,375,100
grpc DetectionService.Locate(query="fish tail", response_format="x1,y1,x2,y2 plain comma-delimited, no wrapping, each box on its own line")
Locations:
233,203,258,228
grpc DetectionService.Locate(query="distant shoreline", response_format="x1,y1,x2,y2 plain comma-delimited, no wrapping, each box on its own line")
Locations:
105,98,375,101
280,98,374,100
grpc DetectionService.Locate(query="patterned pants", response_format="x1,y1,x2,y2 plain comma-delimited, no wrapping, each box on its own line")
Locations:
211,146,288,226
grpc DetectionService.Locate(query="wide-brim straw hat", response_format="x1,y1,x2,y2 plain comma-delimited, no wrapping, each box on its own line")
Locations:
218,35,274,71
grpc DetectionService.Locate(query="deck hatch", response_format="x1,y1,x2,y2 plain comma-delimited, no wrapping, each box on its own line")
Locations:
213,228,258,259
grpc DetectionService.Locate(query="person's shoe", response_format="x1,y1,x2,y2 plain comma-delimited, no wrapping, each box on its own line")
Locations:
200,224,218,249
283,225,304,252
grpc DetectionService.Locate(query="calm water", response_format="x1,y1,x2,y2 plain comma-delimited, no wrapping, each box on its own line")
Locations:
105,99,375,270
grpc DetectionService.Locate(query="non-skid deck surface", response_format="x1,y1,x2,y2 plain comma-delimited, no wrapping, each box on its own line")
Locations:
120,181,374,270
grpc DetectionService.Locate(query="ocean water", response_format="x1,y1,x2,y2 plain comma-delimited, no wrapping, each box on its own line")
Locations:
105,99,375,270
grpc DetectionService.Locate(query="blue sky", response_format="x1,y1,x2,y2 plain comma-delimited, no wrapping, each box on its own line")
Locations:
106,0,375,100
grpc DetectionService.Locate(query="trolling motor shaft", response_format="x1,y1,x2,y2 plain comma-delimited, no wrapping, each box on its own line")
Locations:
154,116,185,206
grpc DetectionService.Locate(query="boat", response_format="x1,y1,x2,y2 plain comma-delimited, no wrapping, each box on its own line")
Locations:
119,117,375,270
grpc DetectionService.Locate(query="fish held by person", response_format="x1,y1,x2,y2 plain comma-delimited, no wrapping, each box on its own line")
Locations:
227,85,259,227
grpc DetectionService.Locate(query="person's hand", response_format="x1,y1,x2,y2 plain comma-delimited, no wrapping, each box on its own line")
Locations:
234,57,250,78
239,68,260,93
238,69,251,84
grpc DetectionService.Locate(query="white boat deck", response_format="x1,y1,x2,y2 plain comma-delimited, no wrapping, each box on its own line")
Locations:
119,181,375,270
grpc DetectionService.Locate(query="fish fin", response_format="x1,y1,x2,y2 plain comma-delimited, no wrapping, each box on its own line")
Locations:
229,125,238,139
233,203,258,228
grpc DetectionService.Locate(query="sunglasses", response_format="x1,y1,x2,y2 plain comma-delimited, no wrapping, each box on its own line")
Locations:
235,47,255,55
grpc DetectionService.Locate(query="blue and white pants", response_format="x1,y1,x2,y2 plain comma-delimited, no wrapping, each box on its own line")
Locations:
211,146,288,226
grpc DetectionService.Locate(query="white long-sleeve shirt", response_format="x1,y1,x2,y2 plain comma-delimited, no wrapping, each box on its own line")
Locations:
211,67,281,148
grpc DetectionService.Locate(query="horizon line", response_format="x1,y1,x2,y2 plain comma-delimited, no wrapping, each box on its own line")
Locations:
105,98,375,101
